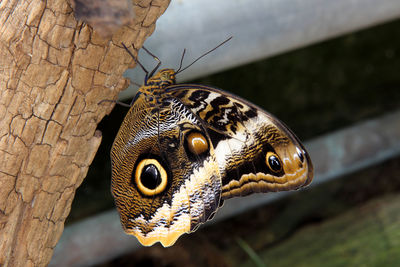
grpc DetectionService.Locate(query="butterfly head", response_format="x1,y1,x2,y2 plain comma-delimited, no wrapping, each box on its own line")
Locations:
146,68,176,87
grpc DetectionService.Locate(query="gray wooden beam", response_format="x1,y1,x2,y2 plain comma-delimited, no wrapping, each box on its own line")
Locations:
120,0,400,99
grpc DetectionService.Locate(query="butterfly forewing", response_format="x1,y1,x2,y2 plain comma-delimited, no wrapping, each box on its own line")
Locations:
166,84,313,199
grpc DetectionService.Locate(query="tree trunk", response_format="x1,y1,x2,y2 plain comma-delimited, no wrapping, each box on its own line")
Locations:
0,0,170,266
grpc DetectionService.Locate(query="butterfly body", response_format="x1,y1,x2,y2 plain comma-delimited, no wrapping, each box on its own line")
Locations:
111,68,313,247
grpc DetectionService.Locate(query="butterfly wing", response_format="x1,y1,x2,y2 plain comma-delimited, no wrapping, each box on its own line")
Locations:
111,92,222,247
111,81,313,247
166,84,313,200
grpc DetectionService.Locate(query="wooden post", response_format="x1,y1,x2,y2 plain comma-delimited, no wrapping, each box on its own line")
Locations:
0,0,170,265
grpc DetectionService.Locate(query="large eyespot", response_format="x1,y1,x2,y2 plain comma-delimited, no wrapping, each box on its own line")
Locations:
134,159,168,196
186,131,209,155
266,152,283,173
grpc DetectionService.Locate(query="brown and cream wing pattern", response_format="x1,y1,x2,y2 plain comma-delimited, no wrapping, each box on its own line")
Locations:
167,84,313,200
111,92,222,247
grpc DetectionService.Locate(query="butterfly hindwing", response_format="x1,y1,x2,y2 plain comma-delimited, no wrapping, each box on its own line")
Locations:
111,91,221,247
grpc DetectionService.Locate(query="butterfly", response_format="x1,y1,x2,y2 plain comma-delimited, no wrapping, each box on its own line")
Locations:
110,39,313,247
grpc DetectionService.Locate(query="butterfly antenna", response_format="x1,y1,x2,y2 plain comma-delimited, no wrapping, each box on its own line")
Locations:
141,46,162,79
176,48,187,73
122,43,150,83
176,36,232,74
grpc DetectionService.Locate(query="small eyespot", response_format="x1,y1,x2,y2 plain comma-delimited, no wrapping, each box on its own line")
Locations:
134,159,168,196
296,147,304,163
186,131,209,155
266,152,282,173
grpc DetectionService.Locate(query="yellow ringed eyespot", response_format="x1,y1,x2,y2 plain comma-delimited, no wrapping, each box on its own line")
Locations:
266,152,282,173
134,158,168,196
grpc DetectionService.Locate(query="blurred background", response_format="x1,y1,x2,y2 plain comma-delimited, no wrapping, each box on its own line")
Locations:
52,0,400,266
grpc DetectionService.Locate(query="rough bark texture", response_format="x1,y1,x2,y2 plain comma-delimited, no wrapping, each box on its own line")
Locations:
0,0,170,266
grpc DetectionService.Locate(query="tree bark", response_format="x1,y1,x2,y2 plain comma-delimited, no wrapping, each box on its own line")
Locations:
0,0,170,266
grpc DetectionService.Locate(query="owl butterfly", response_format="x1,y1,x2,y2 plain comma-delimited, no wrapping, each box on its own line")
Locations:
111,38,313,247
